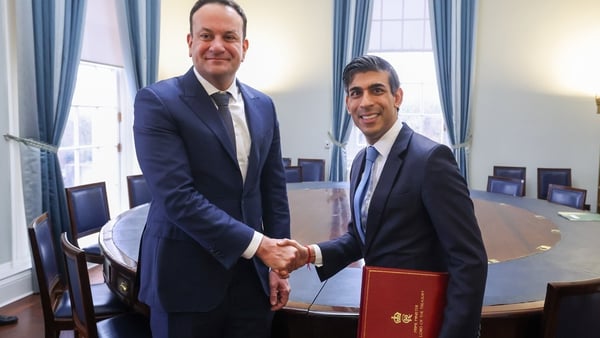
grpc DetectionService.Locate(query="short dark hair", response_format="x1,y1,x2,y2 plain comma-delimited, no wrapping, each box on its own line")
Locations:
342,55,401,94
189,0,247,38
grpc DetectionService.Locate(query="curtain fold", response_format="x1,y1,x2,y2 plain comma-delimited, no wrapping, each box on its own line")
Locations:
116,0,161,95
31,0,87,258
329,0,372,182
429,0,477,181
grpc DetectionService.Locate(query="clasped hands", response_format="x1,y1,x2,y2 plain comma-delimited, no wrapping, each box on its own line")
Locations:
256,236,311,278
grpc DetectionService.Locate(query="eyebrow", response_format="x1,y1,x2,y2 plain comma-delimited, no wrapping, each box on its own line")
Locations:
349,83,387,92
368,83,386,90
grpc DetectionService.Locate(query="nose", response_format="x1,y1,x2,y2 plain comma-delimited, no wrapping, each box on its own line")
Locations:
359,92,375,108
210,36,226,51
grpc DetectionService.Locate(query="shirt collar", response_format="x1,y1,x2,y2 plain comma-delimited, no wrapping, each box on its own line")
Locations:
370,118,403,159
192,67,239,102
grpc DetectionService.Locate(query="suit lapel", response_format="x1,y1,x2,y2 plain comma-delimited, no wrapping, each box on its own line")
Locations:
364,123,413,249
179,68,237,163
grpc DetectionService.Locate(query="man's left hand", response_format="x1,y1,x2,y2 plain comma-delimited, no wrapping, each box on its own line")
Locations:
269,270,290,311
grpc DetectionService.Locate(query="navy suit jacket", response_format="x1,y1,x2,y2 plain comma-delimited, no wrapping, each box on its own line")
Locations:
316,124,488,338
133,68,290,312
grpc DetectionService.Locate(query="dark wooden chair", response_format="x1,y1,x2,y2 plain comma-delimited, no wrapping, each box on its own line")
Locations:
297,158,326,182
65,182,111,264
282,157,292,167
60,233,152,338
486,175,525,197
285,166,303,183
28,213,128,338
546,184,587,210
541,277,600,338
493,165,526,195
537,168,572,200
126,174,152,209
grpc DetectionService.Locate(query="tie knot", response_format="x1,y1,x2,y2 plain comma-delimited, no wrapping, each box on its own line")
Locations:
212,92,230,107
365,146,378,163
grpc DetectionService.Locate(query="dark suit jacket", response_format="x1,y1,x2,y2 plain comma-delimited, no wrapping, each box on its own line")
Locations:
133,67,290,312
317,123,488,338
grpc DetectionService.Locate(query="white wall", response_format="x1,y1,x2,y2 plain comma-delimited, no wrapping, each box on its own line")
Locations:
470,0,600,210
160,0,600,210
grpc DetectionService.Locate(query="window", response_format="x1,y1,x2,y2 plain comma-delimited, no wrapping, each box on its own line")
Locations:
345,0,448,176
58,62,124,213
58,0,139,215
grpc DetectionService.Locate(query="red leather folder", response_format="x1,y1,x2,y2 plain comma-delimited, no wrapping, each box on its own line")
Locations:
358,266,449,338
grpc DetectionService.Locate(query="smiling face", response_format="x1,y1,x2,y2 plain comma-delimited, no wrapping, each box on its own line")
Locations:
187,3,248,90
345,70,403,144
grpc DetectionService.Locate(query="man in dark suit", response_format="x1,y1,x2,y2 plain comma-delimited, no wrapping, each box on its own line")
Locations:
133,1,301,337
284,55,488,338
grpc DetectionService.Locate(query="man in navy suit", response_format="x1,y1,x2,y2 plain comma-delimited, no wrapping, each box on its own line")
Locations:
133,1,301,337
284,55,488,338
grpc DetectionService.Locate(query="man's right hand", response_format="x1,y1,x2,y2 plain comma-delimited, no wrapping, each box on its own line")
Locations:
256,236,307,277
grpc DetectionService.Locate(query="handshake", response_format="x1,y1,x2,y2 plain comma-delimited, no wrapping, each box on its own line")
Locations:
256,237,314,278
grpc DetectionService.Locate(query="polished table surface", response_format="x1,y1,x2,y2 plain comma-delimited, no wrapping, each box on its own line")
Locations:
99,182,600,337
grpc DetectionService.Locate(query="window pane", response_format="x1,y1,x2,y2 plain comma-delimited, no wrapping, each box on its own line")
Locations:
372,0,383,20
59,150,75,187
61,116,75,147
423,21,432,49
381,0,404,20
369,21,382,50
381,21,404,50
404,0,426,19
403,20,426,50
78,108,94,145
72,65,119,107
400,82,424,115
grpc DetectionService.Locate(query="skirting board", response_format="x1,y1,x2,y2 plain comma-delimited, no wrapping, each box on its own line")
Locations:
0,268,33,307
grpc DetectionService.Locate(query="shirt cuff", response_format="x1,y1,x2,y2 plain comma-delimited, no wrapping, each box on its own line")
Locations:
241,231,263,259
312,244,323,267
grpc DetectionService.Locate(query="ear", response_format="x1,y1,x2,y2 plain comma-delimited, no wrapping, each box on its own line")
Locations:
394,88,404,110
345,95,351,114
241,39,249,62
187,34,193,57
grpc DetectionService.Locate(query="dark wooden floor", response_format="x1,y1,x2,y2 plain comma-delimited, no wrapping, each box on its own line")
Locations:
0,265,103,338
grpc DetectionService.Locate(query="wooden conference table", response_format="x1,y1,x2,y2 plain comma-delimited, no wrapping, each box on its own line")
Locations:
99,182,600,338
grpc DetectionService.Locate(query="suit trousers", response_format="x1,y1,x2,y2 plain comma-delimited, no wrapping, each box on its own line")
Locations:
149,259,274,338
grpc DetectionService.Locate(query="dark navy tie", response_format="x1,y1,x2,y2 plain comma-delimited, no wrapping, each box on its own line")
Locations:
212,92,236,153
353,146,378,243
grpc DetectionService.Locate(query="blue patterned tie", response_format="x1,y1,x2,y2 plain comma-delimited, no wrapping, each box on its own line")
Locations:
212,92,236,153
353,146,378,243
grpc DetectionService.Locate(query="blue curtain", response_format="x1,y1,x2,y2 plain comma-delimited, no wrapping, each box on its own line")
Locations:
329,0,373,182
429,0,477,181
31,0,87,253
117,0,161,94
